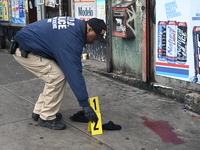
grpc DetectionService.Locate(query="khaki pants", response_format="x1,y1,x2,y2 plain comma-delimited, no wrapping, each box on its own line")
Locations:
13,48,66,120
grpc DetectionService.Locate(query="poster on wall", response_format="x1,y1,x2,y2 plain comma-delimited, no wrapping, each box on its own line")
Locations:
0,0,9,22
96,0,105,21
11,0,26,24
155,0,200,84
74,0,96,20
45,0,56,7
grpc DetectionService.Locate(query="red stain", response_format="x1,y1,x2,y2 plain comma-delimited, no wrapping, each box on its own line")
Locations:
141,117,184,145
192,115,200,119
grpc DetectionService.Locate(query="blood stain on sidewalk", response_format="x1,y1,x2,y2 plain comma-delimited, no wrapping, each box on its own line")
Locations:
141,117,184,145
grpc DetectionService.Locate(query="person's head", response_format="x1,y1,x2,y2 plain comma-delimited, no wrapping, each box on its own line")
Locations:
86,18,106,44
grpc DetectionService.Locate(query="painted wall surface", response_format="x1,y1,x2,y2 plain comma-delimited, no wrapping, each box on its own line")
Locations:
112,0,144,78
83,43,106,62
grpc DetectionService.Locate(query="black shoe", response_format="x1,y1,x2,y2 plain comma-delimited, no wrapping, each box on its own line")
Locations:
38,117,66,130
69,110,88,123
32,113,62,121
102,121,122,130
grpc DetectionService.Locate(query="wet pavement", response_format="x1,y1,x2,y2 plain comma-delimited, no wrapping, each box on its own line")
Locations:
0,49,200,150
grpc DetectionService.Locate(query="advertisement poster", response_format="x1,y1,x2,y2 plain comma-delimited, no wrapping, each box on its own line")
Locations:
11,0,26,24
156,0,200,84
97,0,105,21
0,0,9,22
74,0,96,20
45,0,56,7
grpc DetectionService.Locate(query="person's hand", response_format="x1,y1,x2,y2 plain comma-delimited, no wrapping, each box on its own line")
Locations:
82,105,98,123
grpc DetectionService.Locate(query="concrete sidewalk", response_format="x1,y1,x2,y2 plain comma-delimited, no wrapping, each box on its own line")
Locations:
0,49,200,150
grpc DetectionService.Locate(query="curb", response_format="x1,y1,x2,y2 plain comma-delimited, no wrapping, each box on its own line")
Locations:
84,67,200,115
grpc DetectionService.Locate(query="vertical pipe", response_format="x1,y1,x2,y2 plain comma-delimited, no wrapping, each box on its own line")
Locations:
59,0,62,16
106,0,113,72
142,0,151,82
142,0,147,82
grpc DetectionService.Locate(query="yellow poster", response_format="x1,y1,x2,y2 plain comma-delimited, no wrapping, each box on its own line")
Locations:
2,0,9,21
0,0,9,21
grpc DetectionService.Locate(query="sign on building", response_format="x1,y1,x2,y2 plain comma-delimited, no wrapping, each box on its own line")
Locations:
74,0,96,20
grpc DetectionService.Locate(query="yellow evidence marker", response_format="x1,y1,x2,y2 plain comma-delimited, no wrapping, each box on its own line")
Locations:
87,97,103,135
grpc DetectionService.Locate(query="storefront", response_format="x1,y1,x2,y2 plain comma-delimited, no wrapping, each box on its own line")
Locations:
0,0,106,50
0,0,68,48
0,0,29,48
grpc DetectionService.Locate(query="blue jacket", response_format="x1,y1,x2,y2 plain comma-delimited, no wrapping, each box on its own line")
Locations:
15,17,89,107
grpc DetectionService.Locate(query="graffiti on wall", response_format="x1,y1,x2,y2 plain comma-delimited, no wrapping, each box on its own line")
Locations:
126,4,136,37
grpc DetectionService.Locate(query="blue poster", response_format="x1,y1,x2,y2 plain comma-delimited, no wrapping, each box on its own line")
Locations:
11,0,26,24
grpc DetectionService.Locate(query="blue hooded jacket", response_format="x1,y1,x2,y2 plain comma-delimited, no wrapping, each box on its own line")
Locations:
14,17,89,107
